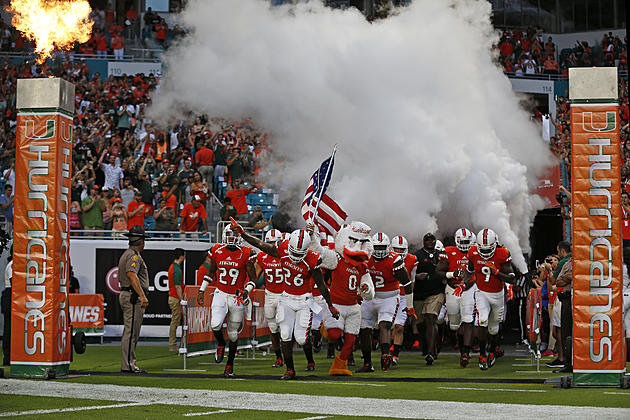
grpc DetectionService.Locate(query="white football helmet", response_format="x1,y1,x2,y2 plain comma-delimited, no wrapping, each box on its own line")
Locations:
288,229,311,262
222,225,241,247
391,235,408,259
264,229,282,245
282,232,291,242
372,232,391,259
477,228,498,260
454,228,476,253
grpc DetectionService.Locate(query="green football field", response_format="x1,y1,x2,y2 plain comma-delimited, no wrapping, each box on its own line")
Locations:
1,343,629,419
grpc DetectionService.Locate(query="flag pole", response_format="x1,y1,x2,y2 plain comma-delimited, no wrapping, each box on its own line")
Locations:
309,144,337,225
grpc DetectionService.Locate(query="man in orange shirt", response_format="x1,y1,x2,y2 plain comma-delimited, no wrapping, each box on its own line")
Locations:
127,191,146,230
224,179,255,218
196,138,215,191
111,31,124,60
179,195,208,238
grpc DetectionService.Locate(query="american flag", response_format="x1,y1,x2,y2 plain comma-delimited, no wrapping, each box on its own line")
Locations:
301,153,347,235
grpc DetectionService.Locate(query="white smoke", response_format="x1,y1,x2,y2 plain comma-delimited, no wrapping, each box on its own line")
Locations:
150,0,555,270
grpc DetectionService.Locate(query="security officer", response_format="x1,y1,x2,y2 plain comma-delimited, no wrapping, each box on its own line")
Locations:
119,225,149,373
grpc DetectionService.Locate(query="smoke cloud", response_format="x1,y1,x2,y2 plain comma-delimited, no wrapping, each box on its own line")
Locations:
150,0,555,270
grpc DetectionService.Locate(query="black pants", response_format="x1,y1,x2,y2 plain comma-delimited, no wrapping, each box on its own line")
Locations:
560,294,572,367
1,287,11,364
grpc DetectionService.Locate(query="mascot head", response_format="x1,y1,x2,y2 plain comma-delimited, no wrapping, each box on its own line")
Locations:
335,221,373,266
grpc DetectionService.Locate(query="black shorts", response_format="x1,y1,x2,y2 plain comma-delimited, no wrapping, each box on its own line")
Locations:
541,306,550,335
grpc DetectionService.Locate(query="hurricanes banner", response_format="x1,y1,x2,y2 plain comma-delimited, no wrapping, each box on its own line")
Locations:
571,103,626,385
68,294,105,334
11,109,74,377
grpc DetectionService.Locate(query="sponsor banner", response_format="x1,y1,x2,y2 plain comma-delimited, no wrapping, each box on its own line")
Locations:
11,110,73,378
571,103,625,383
535,164,562,209
95,248,207,327
68,294,104,331
107,61,162,77
183,286,270,355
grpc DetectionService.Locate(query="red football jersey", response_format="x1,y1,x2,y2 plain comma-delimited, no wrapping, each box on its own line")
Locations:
256,252,284,294
399,254,418,295
368,252,405,293
466,245,512,293
208,244,256,294
330,255,368,305
277,240,321,295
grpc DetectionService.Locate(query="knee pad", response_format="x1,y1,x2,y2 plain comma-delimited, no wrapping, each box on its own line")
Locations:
488,324,499,335
449,320,461,331
227,320,242,342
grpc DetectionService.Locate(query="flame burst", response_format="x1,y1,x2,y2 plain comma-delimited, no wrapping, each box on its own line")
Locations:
8,0,93,63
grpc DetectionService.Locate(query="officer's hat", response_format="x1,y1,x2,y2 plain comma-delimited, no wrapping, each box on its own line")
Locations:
124,225,147,240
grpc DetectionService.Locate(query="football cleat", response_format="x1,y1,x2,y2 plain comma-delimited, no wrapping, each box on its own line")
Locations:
272,358,284,368
541,349,554,357
305,362,315,372
356,363,375,373
392,356,399,366
460,353,469,368
479,356,488,371
223,365,234,378
281,370,296,380
381,354,393,371
215,346,225,363
488,352,496,368
425,353,435,366
313,340,322,354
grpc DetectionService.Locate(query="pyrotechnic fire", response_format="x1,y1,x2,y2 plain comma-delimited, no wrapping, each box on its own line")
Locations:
8,0,93,63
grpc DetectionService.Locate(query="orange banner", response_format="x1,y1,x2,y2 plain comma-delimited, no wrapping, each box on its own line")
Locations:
526,288,542,344
11,110,73,377
68,294,104,330
571,103,625,382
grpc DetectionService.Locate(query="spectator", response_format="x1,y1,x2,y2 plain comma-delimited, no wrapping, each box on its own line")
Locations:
2,159,15,190
160,184,178,210
155,18,168,47
224,179,255,218
522,53,536,74
127,190,146,230
95,29,108,58
248,205,271,231
155,197,177,234
120,178,135,207
179,195,207,238
81,185,106,233
100,150,125,191
189,171,209,203
196,137,215,190
160,163,181,202
0,184,13,235
220,196,237,221
111,31,125,61
213,140,228,197
227,146,248,183
69,201,83,231
111,198,128,236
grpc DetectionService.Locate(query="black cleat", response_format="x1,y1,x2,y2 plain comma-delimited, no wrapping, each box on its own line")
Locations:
281,370,296,380
425,353,435,366
356,363,375,373
223,365,235,378
272,358,284,368
479,356,488,371
488,352,496,368
215,346,225,364
305,362,315,372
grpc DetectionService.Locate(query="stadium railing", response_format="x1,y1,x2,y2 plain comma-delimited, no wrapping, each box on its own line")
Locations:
69,230,212,241
0,51,161,63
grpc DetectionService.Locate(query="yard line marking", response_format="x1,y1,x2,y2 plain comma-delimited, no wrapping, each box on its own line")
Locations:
438,386,546,393
305,381,385,387
603,392,630,396
515,371,550,374
2,379,627,420
512,364,536,367
184,410,234,416
0,402,149,417
163,369,207,372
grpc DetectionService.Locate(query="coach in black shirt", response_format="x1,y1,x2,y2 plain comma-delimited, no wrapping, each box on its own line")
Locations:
413,233,448,365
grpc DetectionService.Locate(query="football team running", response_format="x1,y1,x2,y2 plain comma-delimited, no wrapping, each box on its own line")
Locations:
196,220,516,379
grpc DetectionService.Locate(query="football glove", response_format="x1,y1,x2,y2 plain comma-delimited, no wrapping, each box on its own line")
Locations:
229,217,244,235
235,289,249,306
329,305,340,320
452,283,465,297
453,269,464,280
484,261,499,276
404,307,417,320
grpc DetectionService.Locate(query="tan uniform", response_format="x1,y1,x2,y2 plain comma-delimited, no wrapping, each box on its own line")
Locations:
118,247,149,371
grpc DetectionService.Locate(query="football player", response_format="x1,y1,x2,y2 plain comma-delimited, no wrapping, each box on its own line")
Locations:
255,229,285,368
308,221,375,376
231,220,339,380
359,232,414,372
390,235,417,365
435,228,476,367
462,228,515,370
197,225,257,378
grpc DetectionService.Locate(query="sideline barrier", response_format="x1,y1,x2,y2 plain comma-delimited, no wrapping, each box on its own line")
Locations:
526,288,542,371
68,294,105,344
181,286,271,370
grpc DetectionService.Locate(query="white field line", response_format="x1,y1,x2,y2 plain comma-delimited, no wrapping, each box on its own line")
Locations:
0,402,150,417
603,392,630,396
438,386,547,393
297,417,332,420
184,410,234,416
512,364,537,367
305,381,385,387
1,379,627,420
515,371,550,373
163,369,207,372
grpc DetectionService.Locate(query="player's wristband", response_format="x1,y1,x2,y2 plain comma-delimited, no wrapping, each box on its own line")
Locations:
245,281,255,293
200,280,209,292
405,293,414,311
446,272,454,279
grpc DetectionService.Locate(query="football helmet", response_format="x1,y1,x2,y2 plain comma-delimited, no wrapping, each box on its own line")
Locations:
372,232,391,259
288,229,311,262
264,229,283,245
477,228,498,260
281,232,291,242
435,240,445,252
391,235,408,260
454,228,475,253
223,225,241,247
